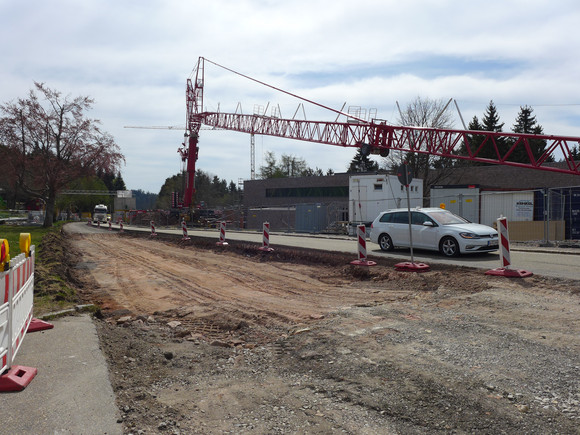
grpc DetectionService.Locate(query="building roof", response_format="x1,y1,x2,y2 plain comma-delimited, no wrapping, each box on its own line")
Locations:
433,163,580,190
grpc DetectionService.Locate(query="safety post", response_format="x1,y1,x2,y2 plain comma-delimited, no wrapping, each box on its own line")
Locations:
97,220,100,229
150,221,157,237
119,221,124,233
87,217,91,226
216,221,228,246
392,163,430,272
258,222,274,252
486,216,533,278
108,220,112,231
181,219,190,241
350,225,376,266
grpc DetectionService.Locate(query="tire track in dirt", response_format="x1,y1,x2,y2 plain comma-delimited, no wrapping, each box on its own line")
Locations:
70,232,394,328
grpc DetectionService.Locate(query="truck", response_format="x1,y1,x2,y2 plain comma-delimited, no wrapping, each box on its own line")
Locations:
93,204,108,224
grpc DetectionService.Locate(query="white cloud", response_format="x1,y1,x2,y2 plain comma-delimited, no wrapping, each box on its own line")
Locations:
1,0,580,193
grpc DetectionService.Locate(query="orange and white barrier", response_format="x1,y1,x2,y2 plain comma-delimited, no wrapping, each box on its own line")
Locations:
150,221,157,237
216,221,228,246
181,219,190,241
486,216,532,278
0,234,51,391
350,225,376,266
258,222,274,252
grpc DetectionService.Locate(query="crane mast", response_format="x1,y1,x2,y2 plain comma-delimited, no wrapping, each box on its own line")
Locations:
180,57,580,209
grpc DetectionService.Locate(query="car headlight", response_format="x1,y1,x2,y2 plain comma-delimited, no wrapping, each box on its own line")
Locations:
459,232,480,239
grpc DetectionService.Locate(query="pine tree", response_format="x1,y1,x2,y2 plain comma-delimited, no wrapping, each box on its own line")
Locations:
457,116,483,161
509,106,552,163
461,101,507,165
112,172,127,191
480,100,508,161
347,148,379,173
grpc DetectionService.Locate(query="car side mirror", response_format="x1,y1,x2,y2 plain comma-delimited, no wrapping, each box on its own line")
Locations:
423,221,434,227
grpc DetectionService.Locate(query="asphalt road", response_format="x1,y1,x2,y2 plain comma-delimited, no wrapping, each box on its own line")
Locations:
87,222,579,281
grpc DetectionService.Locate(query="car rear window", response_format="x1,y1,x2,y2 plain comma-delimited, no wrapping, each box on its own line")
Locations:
379,213,393,223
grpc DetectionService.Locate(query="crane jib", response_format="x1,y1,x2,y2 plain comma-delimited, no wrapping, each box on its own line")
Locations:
179,57,580,208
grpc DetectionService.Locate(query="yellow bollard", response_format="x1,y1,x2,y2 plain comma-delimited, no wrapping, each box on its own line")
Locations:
0,239,9,271
19,233,31,257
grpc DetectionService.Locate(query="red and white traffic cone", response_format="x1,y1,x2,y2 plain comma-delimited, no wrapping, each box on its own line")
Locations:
150,221,157,237
181,219,190,241
258,222,274,252
216,221,228,246
350,225,376,266
486,216,532,277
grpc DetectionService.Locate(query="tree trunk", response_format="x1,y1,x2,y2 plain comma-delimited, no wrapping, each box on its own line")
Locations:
43,192,56,227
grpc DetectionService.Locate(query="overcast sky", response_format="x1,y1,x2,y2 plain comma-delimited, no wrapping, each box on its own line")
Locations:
2,0,580,193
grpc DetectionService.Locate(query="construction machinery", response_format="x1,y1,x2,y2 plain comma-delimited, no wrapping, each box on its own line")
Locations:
180,57,580,209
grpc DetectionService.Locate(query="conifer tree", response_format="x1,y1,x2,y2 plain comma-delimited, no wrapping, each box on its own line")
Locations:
460,101,507,165
509,105,552,163
347,148,379,173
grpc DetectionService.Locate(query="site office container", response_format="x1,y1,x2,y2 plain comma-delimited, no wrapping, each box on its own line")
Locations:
348,174,423,231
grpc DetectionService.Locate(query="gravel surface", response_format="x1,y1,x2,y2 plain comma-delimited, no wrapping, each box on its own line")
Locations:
64,224,580,434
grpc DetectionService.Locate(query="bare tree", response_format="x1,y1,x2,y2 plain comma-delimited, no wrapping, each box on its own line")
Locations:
383,97,455,205
0,82,124,226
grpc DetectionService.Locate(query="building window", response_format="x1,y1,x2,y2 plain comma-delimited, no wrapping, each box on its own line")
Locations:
265,186,349,198
373,184,383,191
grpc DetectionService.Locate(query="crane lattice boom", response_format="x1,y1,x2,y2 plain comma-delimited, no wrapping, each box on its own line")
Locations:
180,57,580,208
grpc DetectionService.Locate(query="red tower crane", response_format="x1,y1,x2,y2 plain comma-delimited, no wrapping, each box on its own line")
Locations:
180,57,580,209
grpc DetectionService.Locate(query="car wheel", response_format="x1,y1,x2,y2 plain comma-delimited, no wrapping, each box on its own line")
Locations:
378,234,394,251
440,236,460,257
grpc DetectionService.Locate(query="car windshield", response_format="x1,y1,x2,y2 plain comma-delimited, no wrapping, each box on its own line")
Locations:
427,210,468,225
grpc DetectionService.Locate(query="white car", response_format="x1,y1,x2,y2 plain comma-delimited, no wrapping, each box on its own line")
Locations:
369,207,499,257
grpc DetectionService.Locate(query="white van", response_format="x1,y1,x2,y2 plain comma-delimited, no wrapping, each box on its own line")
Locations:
93,204,108,223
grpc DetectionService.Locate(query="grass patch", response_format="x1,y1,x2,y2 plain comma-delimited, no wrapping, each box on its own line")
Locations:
0,224,54,254
1,222,79,316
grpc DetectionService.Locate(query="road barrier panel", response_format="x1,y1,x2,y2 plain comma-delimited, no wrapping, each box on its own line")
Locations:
486,216,533,278
350,225,376,266
258,222,274,252
182,219,190,241
150,221,157,237
119,221,124,233
0,235,53,392
216,221,228,246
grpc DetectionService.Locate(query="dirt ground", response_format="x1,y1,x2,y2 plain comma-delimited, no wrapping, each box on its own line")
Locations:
63,224,580,434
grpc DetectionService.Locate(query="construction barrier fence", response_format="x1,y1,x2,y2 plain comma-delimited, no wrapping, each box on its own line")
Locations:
0,245,35,377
